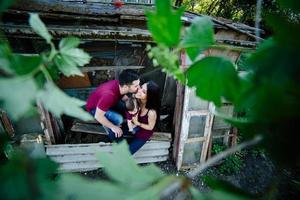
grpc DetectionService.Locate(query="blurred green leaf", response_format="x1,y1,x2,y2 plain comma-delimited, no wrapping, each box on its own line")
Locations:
37,82,92,121
129,176,180,200
146,0,184,47
266,14,300,47
147,45,185,83
202,176,254,200
180,16,215,61
56,45,91,77
60,48,91,66
0,77,38,120
58,174,135,199
54,54,83,77
189,186,206,199
0,150,59,200
97,142,164,189
277,0,300,12
59,37,81,51
0,0,13,14
187,56,240,107
47,62,60,81
10,54,42,75
0,42,13,74
29,13,52,44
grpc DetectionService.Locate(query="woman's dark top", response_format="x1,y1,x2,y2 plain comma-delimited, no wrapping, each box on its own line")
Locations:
135,109,154,141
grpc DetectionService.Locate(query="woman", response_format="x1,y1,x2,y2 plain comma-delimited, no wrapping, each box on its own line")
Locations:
129,80,160,154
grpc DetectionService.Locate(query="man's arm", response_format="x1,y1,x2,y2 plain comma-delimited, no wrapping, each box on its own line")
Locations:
94,107,123,137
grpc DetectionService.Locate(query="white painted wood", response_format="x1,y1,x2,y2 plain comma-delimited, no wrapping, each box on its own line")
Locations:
58,156,168,172
200,103,215,162
176,52,216,170
47,142,170,156
49,149,169,163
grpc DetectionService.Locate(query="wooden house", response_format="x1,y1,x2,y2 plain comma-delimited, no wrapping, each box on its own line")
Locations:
0,0,260,171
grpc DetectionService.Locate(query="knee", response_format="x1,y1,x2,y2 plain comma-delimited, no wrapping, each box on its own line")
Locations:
115,114,123,125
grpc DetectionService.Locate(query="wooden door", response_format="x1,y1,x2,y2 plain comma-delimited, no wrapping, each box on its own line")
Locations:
174,52,215,170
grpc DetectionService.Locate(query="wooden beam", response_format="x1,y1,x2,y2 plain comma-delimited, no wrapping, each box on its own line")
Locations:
81,65,145,72
71,122,171,141
37,102,55,145
58,155,169,172
0,110,15,138
46,141,171,155
0,23,152,42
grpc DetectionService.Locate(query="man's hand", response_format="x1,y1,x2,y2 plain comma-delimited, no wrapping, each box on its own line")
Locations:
111,125,123,138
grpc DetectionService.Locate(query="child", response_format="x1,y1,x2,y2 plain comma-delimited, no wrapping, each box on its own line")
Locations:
125,96,139,134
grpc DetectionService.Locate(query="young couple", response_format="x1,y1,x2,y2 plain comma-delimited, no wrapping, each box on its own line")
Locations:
85,69,160,154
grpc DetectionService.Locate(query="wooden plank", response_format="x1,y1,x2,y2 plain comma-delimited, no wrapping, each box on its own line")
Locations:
200,104,215,162
1,24,152,42
46,141,171,155
150,132,171,141
172,80,184,161
81,66,145,72
0,110,15,138
49,149,169,163
58,155,169,172
71,122,107,135
71,122,171,141
46,140,168,148
37,102,55,144
185,137,206,143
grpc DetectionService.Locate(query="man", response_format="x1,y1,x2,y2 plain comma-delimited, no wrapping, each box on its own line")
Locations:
86,69,140,140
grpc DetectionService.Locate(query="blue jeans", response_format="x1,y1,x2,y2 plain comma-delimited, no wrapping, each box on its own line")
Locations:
90,106,147,154
90,109,124,141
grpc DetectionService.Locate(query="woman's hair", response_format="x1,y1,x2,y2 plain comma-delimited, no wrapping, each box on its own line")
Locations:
145,81,161,125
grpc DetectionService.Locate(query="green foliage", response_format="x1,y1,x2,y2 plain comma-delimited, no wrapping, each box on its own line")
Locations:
149,0,300,167
0,0,13,14
94,142,184,200
277,0,300,12
180,16,215,61
146,0,184,47
29,13,52,44
0,77,38,119
37,83,92,120
97,142,165,188
147,44,185,83
0,14,92,121
55,37,90,77
0,142,60,200
1,137,187,200
148,0,300,197
187,56,240,106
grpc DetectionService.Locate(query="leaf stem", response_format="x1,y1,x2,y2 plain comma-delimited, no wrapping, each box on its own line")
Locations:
40,64,52,82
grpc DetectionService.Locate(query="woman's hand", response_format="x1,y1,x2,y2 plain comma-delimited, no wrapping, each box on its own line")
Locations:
132,116,140,126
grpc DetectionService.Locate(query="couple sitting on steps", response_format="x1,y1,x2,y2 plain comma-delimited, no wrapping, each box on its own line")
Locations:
86,69,160,154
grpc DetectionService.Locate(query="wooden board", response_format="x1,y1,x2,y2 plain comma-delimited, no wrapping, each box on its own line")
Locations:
58,156,169,172
57,72,91,89
71,122,171,141
46,141,170,172
46,141,171,155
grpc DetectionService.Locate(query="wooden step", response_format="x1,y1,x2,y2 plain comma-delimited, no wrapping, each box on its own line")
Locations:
70,122,172,141
46,141,171,172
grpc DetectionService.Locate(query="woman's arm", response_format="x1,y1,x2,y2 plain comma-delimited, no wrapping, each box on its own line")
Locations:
133,110,157,131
